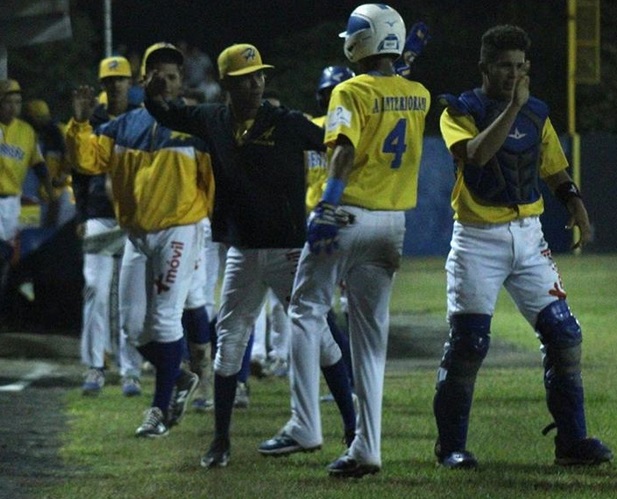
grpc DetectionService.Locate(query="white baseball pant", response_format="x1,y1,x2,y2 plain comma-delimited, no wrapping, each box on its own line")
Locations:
284,207,405,465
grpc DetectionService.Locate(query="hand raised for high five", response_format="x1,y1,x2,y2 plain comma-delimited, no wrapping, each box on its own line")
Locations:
72,85,98,122
144,70,167,104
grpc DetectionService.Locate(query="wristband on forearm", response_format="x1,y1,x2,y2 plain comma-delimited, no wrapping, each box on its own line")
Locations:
321,177,346,205
555,181,582,207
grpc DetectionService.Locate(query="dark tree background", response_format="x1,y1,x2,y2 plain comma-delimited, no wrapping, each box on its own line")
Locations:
6,0,616,136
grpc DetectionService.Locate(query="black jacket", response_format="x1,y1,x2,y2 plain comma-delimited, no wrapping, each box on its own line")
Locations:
145,98,324,249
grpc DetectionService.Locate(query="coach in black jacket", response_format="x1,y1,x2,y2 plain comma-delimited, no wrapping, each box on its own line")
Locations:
145,43,356,470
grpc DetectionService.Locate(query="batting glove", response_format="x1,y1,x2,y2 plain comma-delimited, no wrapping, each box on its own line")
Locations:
395,21,431,78
307,202,339,255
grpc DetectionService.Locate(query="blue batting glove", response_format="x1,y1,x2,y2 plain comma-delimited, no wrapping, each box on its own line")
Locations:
395,21,431,78
307,202,339,255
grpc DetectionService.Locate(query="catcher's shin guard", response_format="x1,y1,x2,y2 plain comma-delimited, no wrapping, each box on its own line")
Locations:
433,314,491,456
536,300,586,445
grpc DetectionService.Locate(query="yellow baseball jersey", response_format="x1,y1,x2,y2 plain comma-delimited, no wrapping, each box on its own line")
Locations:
66,108,213,232
440,108,568,224
324,74,430,210
0,118,44,195
305,114,329,212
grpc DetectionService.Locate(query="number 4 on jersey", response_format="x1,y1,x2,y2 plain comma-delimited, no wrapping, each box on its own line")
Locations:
382,118,407,169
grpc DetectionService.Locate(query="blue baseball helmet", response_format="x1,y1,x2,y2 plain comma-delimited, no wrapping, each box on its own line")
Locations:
316,66,355,111
317,66,355,93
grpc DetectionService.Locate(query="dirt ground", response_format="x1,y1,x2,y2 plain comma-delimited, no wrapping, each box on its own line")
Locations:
0,335,83,499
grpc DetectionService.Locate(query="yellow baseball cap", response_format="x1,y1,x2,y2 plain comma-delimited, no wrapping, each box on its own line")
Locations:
24,99,51,119
0,79,21,100
140,42,184,78
217,43,274,79
99,56,132,80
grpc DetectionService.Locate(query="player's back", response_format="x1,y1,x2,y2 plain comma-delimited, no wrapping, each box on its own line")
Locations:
325,74,430,211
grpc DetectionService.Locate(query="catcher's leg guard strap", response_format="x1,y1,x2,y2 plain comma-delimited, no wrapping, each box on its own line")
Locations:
536,300,586,443
434,313,491,455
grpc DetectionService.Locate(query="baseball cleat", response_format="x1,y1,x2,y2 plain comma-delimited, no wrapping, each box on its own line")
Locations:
201,437,230,469
121,376,142,397
258,433,321,456
192,397,214,412
168,369,199,427
82,368,105,396
555,437,613,466
437,450,479,470
327,452,380,478
135,407,169,438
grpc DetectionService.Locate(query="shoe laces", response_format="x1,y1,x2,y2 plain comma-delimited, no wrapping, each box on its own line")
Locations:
143,407,163,427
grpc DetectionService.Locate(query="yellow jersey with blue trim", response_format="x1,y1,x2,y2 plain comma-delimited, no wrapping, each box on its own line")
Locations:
305,114,329,212
66,107,213,232
0,118,44,195
324,73,430,211
440,107,568,224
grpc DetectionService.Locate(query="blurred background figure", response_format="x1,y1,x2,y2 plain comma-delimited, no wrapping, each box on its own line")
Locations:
23,98,75,229
0,79,57,316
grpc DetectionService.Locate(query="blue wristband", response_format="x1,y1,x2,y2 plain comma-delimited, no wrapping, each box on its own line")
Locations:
322,177,346,205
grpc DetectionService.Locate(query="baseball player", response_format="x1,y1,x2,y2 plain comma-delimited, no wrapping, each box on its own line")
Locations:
22,99,75,228
145,43,356,469
307,65,357,397
433,25,612,469
70,56,141,396
261,4,431,478
0,79,57,313
66,42,214,438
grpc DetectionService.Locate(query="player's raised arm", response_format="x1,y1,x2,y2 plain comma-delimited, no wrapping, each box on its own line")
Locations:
72,85,98,123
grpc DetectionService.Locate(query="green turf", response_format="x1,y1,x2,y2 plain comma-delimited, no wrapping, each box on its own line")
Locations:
47,254,617,498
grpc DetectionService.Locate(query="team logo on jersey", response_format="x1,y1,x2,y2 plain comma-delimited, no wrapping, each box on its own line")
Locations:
304,150,327,169
0,143,25,160
170,130,195,141
508,128,527,140
253,126,275,146
326,105,352,131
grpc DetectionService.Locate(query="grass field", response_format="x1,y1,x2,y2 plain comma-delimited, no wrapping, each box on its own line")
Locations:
47,254,616,498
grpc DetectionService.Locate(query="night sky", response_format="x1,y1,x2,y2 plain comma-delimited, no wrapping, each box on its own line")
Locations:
75,0,363,60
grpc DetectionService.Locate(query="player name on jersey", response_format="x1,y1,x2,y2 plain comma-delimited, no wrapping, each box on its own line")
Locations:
371,95,428,113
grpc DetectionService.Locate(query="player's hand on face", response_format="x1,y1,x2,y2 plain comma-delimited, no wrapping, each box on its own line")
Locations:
512,60,530,108
72,85,97,122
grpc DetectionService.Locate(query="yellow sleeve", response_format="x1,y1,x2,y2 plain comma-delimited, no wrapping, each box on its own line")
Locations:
539,117,569,178
439,108,478,155
65,118,110,175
